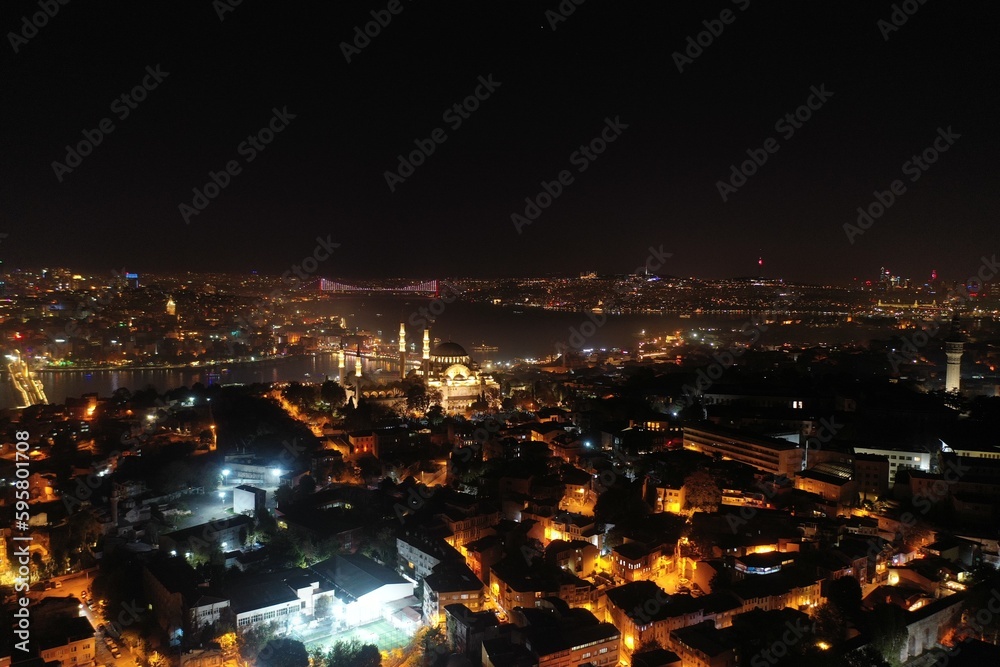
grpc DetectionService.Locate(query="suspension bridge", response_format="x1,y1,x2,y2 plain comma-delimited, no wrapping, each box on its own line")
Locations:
318,279,449,297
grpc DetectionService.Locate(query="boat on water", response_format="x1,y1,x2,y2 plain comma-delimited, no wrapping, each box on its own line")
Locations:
471,342,499,353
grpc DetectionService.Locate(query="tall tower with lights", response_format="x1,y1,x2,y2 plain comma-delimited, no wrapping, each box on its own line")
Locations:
399,323,407,380
422,328,431,377
945,314,965,393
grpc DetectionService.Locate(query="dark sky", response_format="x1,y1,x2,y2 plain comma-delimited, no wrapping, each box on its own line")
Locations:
2,0,998,284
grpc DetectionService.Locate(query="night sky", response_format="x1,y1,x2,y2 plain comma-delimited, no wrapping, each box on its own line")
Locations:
2,0,998,283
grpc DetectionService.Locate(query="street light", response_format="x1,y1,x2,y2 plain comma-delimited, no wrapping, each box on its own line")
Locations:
222,469,230,478
271,468,282,478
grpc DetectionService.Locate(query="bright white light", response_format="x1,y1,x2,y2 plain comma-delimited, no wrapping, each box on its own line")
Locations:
222,469,231,477
170,550,177,557
218,491,225,499
271,468,282,477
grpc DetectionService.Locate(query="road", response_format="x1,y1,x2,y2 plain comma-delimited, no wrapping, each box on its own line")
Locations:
7,352,48,407
31,571,135,667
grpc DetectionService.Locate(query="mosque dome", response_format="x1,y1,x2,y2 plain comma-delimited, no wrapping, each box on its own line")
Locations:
432,342,469,359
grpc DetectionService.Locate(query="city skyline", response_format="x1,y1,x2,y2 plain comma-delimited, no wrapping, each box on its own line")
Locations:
2,262,994,290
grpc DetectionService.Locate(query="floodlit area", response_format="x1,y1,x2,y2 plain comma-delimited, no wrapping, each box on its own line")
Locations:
298,618,412,655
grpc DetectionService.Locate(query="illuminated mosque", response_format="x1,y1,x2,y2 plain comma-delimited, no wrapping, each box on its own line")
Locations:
407,326,498,413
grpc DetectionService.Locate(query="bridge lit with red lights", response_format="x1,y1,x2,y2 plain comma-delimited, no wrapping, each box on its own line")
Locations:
319,279,445,297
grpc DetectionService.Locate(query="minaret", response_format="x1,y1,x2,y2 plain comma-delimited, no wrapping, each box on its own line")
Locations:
399,323,407,380
422,329,431,378
354,344,362,379
338,349,345,378
945,314,965,393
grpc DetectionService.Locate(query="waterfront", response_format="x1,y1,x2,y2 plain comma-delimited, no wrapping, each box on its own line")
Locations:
4,297,894,408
